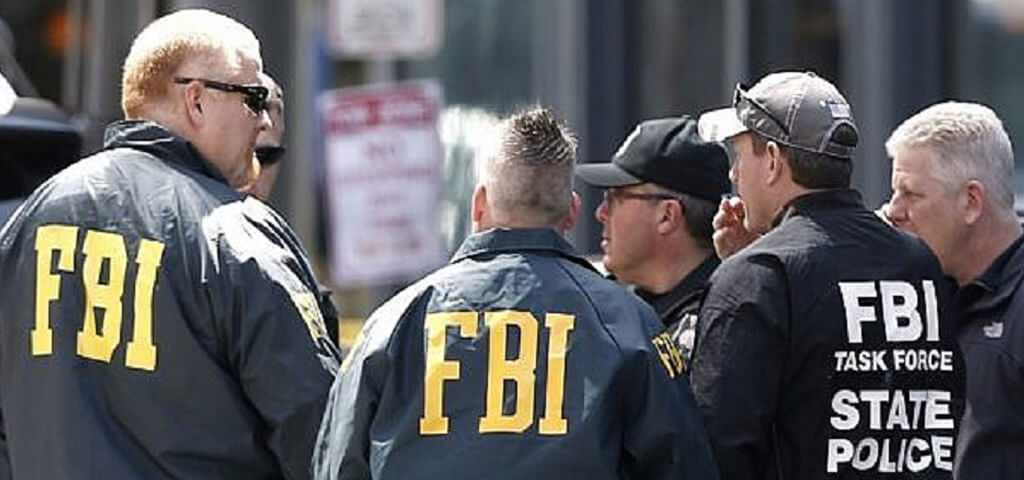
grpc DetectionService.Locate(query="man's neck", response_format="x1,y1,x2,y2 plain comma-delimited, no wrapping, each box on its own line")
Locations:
473,221,565,236
957,215,1023,286
636,247,713,295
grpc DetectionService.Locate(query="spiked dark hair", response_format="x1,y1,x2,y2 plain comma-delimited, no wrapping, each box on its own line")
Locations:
480,107,578,226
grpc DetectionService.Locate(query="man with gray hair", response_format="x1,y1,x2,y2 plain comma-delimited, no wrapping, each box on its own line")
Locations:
0,9,337,479
314,107,718,480
885,101,1024,478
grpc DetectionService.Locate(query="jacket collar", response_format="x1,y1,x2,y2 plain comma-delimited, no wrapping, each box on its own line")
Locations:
451,228,597,273
772,188,864,228
958,234,1024,317
103,120,228,184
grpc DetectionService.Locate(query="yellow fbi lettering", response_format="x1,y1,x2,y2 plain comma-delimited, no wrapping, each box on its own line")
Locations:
33,225,165,371
419,310,575,436
290,292,329,342
651,332,685,377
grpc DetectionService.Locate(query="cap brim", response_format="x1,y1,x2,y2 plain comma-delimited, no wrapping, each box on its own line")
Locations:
0,73,15,116
698,108,748,142
574,163,643,188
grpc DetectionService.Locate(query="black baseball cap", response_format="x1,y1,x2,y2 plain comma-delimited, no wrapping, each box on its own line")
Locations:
575,116,730,202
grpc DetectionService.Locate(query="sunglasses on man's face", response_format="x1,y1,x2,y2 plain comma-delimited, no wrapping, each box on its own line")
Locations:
255,145,286,166
174,77,270,115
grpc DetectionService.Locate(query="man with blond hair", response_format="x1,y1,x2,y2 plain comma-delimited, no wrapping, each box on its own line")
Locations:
885,101,1024,478
313,107,718,480
0,9,337,479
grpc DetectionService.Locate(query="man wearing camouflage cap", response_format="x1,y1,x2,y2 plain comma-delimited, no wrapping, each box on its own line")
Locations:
692,71,964,479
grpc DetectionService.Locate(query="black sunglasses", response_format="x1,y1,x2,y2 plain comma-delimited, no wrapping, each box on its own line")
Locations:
174,77,270,115
255,145,286,166
733,83,789,137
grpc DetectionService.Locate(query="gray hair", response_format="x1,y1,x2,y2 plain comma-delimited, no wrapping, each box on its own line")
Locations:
885,101,1015,213
478,107,577,226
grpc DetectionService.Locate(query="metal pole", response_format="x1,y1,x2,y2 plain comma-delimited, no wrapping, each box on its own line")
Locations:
723,0,749,94
288,0,320,247
62,0,84,111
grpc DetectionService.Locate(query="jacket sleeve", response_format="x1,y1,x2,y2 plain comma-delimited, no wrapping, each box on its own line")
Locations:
208,251,340,480
690,256,788,480
311,327,387,480
621,305,720,480
955,340,1024,478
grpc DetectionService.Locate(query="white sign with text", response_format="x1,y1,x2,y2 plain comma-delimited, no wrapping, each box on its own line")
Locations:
327,0,443,58
321,80,446,286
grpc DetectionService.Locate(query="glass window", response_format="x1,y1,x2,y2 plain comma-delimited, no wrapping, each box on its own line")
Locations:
748,0,841,82
402,0,534,111
956,0,1024,195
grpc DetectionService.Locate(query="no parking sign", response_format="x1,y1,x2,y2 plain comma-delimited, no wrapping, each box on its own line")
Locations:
320,80,446,286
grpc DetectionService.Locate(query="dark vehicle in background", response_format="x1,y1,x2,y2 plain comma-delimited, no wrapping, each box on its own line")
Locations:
0,82,81,224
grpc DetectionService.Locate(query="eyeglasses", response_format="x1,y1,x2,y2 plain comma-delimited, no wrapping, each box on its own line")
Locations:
173,77,270,115
255,145,286,166
602,189,681,209
733,83,789,137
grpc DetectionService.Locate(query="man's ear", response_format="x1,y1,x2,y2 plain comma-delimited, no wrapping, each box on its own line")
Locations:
182,81,205,125
471,184,487,232
558,191,582,232
764,140,786,186
656,198,684,235
963,179,985,225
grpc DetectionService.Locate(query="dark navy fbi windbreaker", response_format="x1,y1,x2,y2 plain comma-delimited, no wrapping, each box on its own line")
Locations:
313,228,718,480
0,121,339,479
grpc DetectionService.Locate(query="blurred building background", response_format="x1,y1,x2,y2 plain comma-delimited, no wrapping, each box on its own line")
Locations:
2,0,1022,344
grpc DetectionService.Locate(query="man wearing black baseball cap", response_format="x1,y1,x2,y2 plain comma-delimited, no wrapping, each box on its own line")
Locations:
576,115,729,364
691,71,963,479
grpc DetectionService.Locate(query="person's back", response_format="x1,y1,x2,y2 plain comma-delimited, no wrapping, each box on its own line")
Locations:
0,119,335,479
694,71,963,479
313,108,717,480
319,228,710,479
0,10,337,479
696,189,962,478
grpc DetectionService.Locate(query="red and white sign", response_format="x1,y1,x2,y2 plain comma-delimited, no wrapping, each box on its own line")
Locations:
327,0,443,58
320,80,446,286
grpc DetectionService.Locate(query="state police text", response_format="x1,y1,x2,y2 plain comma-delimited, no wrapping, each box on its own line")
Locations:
827,280,955,473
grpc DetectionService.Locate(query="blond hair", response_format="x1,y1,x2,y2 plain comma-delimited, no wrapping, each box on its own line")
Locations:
886,101,1015,213
121,9,261,118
